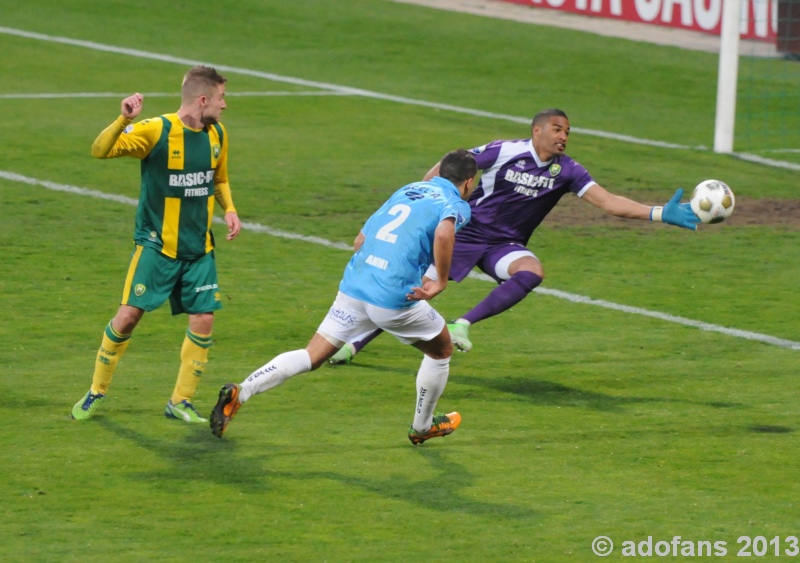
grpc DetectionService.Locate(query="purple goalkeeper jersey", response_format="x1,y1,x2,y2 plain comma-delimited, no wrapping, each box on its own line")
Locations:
458,139,596,245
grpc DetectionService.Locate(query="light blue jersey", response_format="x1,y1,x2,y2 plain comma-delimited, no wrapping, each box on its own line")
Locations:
339,176,471,309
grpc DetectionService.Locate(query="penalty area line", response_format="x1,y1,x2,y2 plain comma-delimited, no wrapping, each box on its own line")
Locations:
3,169,798,351
468,272,800,351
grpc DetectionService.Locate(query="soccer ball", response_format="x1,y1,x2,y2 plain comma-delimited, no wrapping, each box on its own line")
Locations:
690,180,735,224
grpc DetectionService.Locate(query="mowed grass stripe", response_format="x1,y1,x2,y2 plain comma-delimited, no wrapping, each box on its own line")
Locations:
4,168,798,351
3,24,799,171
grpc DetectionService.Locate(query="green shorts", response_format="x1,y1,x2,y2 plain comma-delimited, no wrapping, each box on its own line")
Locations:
120,245,223,315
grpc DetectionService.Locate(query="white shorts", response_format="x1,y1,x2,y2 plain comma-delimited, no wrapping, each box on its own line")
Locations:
317,292,445,346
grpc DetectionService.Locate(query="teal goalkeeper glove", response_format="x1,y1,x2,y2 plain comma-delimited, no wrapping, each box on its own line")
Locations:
650,188,701,231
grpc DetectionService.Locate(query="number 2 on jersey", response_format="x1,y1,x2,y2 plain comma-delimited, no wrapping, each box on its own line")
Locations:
375,204,411,244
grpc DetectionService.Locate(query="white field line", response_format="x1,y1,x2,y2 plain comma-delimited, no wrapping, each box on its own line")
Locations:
471,270,800,351
3,169,798,351
2,25,799,169
0,171,352,251
733,152,800,170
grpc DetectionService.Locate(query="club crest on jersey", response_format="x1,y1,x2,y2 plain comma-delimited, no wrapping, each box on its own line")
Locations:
213,144,221,159
549,163,561,177
123,125,134,134
134,284,146,296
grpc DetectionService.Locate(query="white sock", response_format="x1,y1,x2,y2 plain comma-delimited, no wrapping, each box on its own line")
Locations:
238,349,312,403
412,355,450,433
454,318,470,326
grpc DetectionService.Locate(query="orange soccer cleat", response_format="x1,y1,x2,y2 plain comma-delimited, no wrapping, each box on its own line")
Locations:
408,412,462,445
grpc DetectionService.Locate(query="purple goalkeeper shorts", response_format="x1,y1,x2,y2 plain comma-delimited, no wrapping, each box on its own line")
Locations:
449,241,535,283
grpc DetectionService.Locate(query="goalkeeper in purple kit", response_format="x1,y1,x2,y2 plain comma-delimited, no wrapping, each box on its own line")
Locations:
330,108,700,362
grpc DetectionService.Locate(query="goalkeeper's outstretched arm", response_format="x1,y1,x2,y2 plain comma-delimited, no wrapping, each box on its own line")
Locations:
581,183,700,230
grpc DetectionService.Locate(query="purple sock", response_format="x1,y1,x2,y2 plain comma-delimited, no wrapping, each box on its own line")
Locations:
352,329,384,353
462,271,543,325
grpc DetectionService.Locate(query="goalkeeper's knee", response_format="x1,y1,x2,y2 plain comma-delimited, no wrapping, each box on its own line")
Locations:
510,271,543,293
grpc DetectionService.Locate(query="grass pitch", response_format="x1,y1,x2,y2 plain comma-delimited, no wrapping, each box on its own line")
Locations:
1,1,798,561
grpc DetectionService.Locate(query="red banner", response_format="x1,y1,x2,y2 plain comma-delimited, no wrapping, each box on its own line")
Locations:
496,0,778,42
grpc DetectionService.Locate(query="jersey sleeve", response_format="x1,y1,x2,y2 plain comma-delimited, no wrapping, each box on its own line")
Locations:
566,159,596,196
92,116,164,159
440,198,471,233
211,123,235,212
213,122,229,185
468,140,504,171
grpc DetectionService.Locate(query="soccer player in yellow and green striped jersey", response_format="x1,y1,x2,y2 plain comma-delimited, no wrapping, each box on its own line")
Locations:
71,65,242,424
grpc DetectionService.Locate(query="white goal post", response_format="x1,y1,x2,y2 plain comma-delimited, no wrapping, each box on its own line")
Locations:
714,0,742,153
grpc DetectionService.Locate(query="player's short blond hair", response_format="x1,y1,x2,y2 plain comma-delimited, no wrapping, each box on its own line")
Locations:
181,66,227,103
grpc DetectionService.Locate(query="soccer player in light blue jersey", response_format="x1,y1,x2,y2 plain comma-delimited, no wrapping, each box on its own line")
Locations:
331,108,701,360
210,149,478,444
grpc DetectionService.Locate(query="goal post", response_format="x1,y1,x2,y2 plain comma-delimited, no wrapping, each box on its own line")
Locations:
714,0,742,154
716,0,800,161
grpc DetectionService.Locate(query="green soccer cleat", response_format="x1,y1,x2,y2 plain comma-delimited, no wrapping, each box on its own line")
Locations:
447,323,472,352
210,383,241,438
408,412,462,445
71,390,106,420
164,400,208,423
328,343,356,365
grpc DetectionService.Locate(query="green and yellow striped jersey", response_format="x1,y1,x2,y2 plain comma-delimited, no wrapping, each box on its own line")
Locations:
110,113,229,260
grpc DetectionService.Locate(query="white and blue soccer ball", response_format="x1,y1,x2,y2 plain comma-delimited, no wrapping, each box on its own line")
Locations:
690,179,735,224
